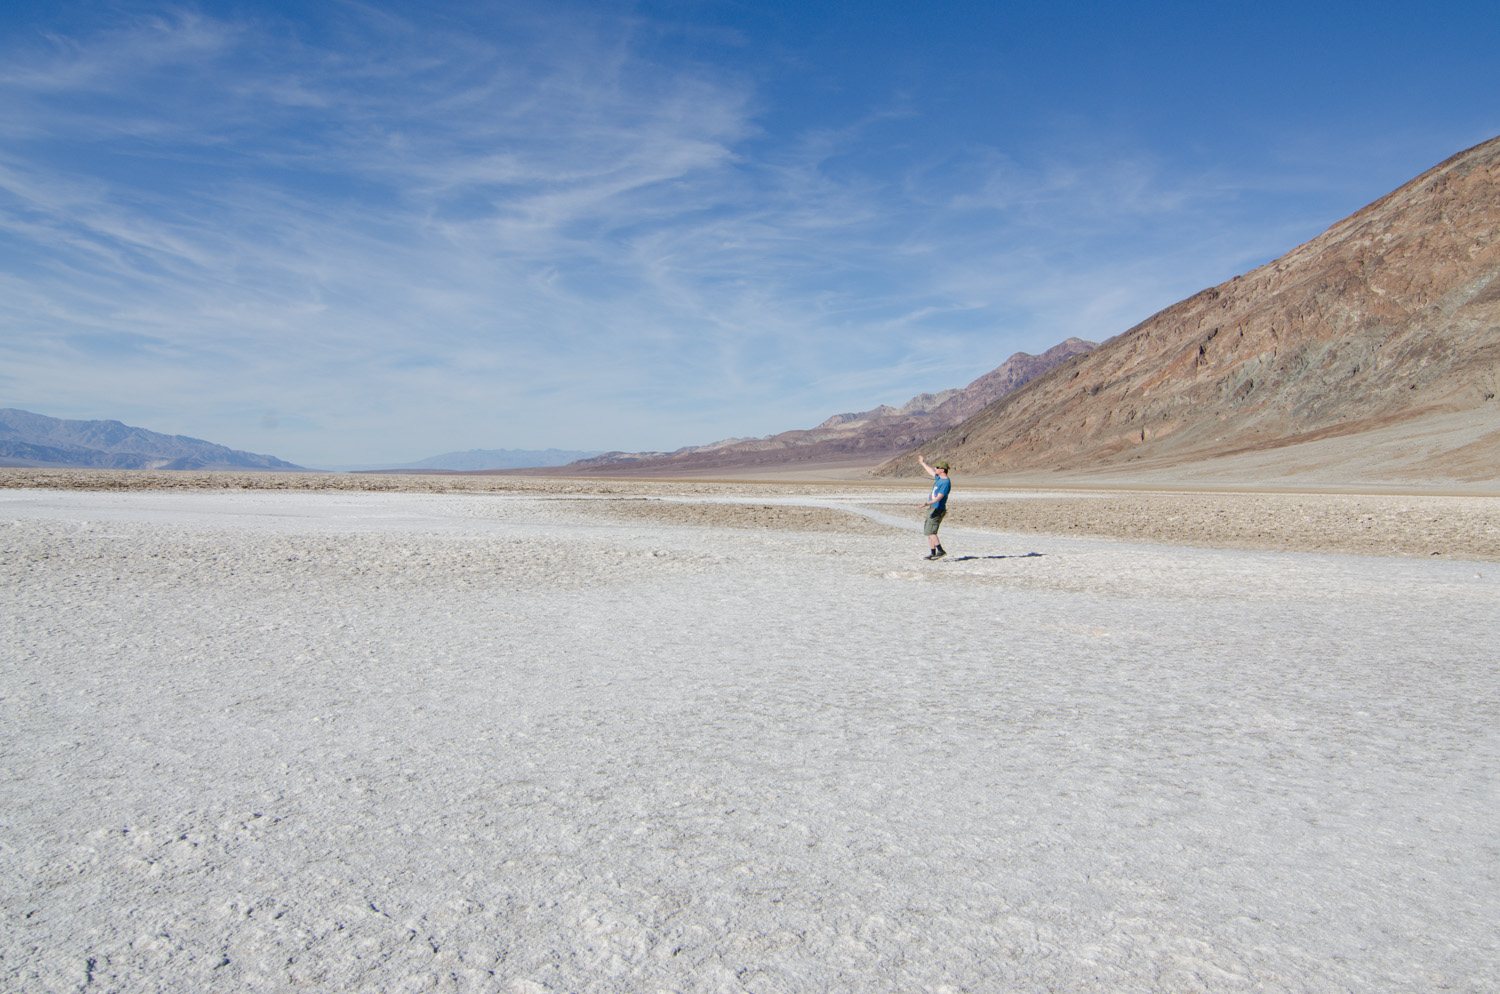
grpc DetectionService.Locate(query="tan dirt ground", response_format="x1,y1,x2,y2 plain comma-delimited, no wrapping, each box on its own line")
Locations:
871,493,1500,561
570,498,900,535
4,468,1496,560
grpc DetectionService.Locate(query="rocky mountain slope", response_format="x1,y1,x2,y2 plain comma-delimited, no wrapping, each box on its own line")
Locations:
879,136,1500,486
0,409,303,471
561,338,1095,475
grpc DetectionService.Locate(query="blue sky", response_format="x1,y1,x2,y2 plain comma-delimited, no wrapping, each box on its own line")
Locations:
2,0,1496,467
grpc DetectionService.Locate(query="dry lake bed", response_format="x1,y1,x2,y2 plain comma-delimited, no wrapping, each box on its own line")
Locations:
3,479,1497,992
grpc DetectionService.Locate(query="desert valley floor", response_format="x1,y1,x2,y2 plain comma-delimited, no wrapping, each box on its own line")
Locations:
3,479,1497,993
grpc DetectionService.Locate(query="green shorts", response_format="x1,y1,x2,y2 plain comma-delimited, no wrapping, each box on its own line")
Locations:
924,507,946,535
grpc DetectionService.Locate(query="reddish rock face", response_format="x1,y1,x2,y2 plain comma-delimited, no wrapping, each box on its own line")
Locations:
879,136,1500,483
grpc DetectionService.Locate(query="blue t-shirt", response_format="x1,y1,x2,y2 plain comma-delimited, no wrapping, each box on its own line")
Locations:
930,476,951,512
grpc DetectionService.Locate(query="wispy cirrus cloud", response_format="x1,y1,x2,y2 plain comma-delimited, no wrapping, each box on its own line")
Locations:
2,2,1485,464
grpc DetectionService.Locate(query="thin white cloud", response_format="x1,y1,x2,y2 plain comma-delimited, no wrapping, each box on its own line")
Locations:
1,3,1481,464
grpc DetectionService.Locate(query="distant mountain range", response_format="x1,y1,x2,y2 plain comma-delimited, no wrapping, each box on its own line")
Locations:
0,409,304,471
340,448,603,472
0,411,601,474
877,134,1500,485
553,338,1097,475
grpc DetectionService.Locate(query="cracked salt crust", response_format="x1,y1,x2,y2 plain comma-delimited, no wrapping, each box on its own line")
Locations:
2,490,1497,992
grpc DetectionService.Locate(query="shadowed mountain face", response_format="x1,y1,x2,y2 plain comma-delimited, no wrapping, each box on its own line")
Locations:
879,136,1500,485
0,409,303,471
561,338,1096,475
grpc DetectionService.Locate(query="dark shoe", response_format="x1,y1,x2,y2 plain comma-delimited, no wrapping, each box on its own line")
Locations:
933,547,947,559
924,550,940,560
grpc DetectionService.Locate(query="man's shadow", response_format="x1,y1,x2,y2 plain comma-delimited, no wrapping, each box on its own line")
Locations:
944,552,1043,562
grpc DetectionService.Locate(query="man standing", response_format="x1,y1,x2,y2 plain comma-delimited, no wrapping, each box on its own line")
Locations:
917,454,951,559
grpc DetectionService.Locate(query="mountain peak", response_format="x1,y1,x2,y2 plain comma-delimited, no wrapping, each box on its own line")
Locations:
558,339,1096,475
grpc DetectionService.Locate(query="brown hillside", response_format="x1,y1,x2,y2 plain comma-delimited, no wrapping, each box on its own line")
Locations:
878,136,1500,485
